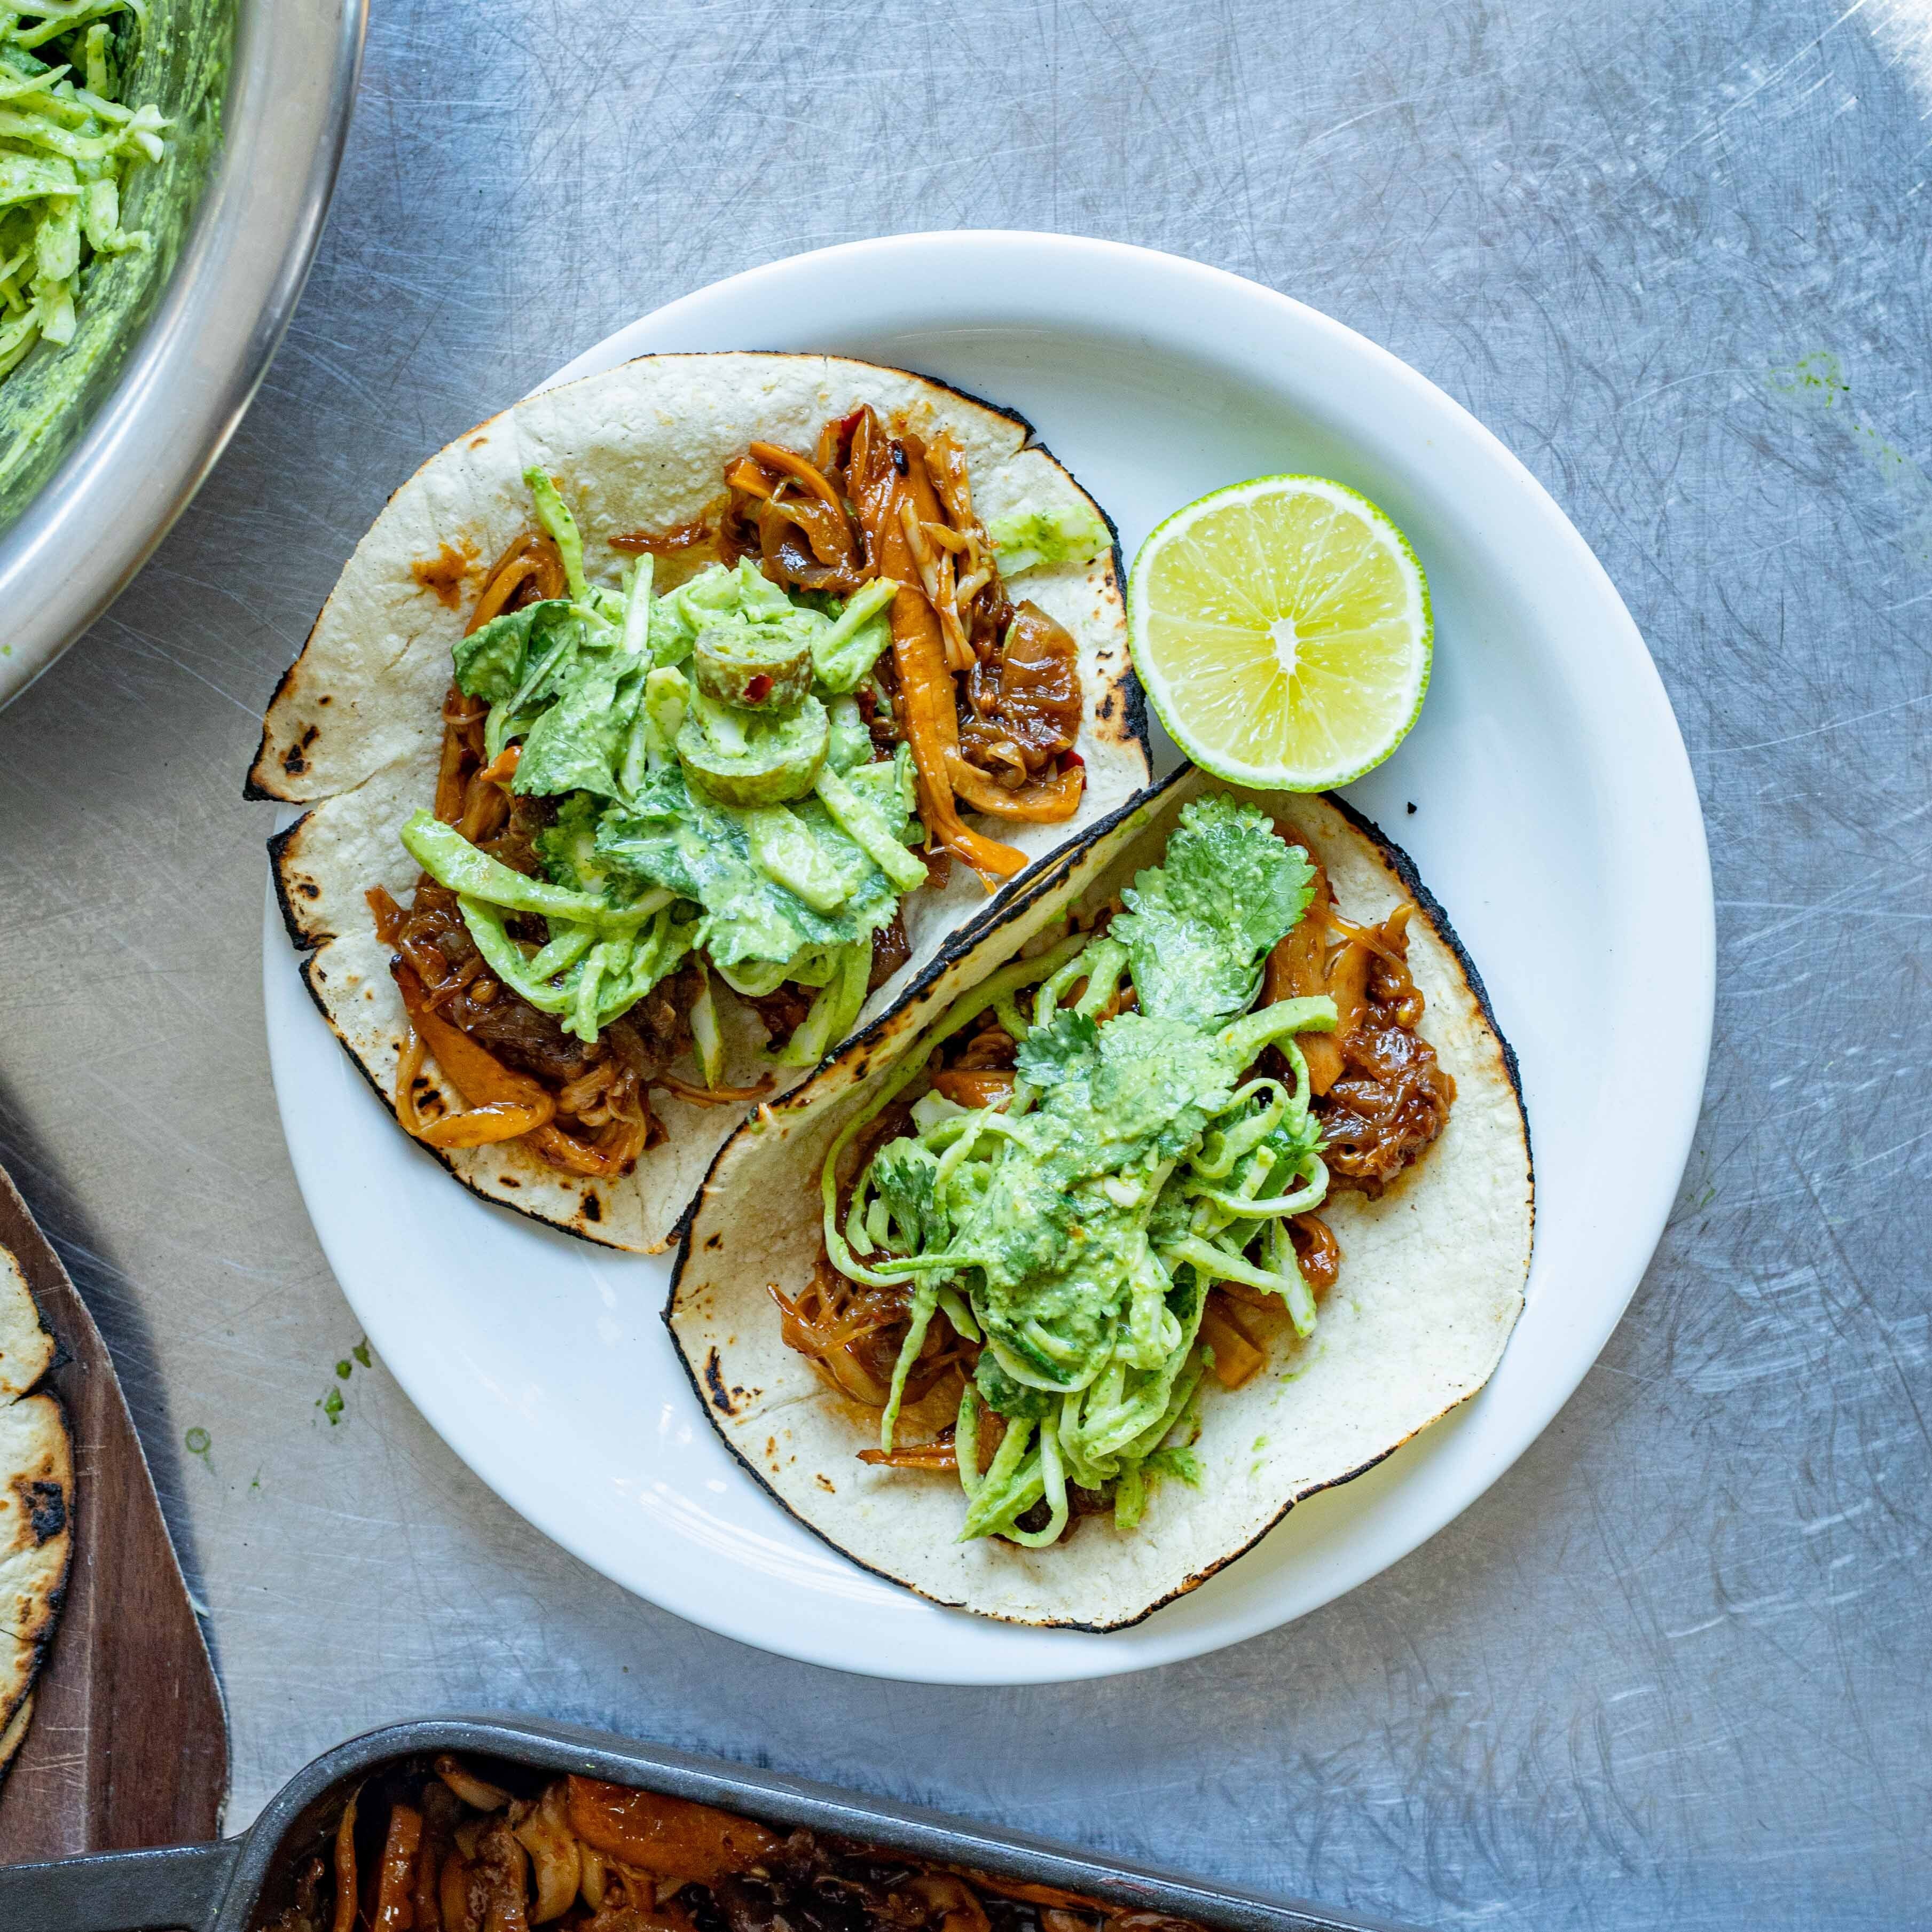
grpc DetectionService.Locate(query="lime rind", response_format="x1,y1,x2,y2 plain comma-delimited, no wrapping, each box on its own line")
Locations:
1127,474,1432,792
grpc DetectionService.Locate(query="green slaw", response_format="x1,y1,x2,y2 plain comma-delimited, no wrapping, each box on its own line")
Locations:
817,793,1340,1545
405,468,926,1067
2,5,171,386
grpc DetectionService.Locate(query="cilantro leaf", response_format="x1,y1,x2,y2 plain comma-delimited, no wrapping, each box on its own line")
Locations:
1014,1009,1100,1091
870,1137,948,1252
1111,793,1314,1027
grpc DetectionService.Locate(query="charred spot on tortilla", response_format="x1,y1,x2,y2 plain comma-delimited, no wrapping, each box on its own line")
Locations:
19,1479,65,1543
582,1195,602,1222
668,771,1531,1627
703,1350,733,1415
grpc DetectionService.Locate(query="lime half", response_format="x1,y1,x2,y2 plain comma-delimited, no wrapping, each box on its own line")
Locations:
1127,476,1431,791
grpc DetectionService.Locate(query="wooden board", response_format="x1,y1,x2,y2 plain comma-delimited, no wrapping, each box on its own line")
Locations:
0,1163,229,1860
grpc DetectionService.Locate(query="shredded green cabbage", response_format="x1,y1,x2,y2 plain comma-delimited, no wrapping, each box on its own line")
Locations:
1,5,171,384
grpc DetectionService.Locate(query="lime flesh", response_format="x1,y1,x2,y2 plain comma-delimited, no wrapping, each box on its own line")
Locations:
1127,476,1431,791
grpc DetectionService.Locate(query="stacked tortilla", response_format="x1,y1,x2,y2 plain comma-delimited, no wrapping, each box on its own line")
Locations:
0,1243,73,1780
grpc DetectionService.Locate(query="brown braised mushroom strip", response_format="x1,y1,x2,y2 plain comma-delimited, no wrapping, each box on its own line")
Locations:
1290,1212,1341,1292
469,533,567,634
1197,1292,1267,1389
373,1803,423,1932
331,1788,359,1932
562,1777,779,1882
414,1780,459,1932
1317,1019,1455,1197
654,1069,777,1107
964,1873,1114,1914
509,1782,581,1923
391,963,559,1151
901,1872,993,1932
771,1255,975,1412
527,1112,649,1179
950,604,1085,821
423,533,566,835
858,1438,961,1470
1260,850,1455,1193
436,687,490,824
928,1066,1016,1109
748,439,845,517
770,1271,895,1405
846,409,1028,884
469,1817,533,1932
894,470,972,673
924,429,996,614
733,438,869,593
757,485,869,592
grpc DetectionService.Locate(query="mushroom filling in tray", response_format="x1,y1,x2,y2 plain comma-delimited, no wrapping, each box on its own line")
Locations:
256,1753,1208,1932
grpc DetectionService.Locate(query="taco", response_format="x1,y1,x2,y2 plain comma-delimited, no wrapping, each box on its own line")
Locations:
668,767,1533,1628
250,353,1150,1252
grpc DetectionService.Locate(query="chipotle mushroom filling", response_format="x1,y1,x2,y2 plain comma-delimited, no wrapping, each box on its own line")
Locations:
722,407,1089,875
1259,843,1457,1197
256,1755,1204,1932
784,799,1458,1549
367,410,1093,1171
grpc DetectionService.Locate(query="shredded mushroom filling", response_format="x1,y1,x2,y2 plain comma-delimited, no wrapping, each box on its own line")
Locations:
257,1756,1207,1932
725,406,1089,879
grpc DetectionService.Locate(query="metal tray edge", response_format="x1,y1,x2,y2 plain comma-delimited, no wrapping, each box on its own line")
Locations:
220,1716,1418,1932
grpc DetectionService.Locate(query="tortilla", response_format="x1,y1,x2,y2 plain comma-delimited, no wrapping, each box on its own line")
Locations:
0,1242,73,1781
667,767,1533,1629
250,352,1149,1253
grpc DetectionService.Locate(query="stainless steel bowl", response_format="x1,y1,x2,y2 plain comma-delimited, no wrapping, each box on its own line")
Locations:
0,0,366,710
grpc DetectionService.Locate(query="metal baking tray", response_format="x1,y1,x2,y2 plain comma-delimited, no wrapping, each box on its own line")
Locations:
0,1715,1415,1932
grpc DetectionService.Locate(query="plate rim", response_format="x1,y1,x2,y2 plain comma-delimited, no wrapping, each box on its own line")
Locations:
263,230,1714,1682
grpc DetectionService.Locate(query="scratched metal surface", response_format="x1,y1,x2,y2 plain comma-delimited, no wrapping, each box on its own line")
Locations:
0,0,1926,1924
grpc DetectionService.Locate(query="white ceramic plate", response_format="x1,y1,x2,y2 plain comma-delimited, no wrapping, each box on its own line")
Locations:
263,233,1713,1682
